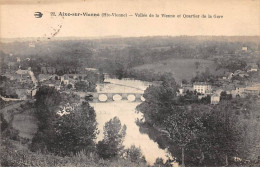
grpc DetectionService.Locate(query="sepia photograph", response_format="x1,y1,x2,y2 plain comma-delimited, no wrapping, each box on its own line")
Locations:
0,0,259,167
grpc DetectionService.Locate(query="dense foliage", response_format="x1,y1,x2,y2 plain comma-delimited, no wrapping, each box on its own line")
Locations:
1,137,147,167
31,86,98,156
137,75,260,166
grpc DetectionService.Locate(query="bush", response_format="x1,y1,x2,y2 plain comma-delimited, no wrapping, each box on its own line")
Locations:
1,137,148,167
1,113,8,132
124,145,146,164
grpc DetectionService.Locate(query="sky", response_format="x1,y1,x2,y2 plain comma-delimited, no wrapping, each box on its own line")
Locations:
0,0,259,39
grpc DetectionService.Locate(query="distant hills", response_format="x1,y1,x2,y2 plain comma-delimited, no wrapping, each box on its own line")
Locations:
1,35,259,44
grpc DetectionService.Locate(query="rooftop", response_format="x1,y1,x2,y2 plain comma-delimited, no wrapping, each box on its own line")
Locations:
193,82,211,85
16,69,29,75
85,68,98,71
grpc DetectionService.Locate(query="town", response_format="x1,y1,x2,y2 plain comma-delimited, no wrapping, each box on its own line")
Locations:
1,45,259,105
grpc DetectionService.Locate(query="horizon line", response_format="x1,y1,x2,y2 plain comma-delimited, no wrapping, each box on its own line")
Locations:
1,35,260,43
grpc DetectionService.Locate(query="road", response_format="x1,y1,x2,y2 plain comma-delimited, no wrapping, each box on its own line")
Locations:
28,70,38,87
1,95,23,102
0,101,26,123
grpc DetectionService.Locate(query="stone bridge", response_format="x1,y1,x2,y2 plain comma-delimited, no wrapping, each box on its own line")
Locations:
86,92,144,102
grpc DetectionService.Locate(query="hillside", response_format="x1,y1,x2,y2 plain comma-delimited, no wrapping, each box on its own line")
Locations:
133,58,217,83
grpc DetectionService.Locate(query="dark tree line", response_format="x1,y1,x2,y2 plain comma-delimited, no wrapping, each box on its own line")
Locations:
30,86,147,165
137,74,260,166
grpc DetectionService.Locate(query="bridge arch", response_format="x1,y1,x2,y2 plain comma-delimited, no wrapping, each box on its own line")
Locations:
98,94,108,102
127,94,136,102
113,94,122,101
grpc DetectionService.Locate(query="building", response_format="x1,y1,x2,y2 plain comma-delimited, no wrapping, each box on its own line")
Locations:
16,57,21,63
246,63,259,72
178,88,184,96
222,72,234,80
222,84,236,95
60,74,86,89
85,67,99,73
181,83,193,91
15,89,28,100
16,69,29,75
39,74,52,82
244,83,260,96
233,70,246,76
31,89,37,97
42,79,61,90
193,82,212,94
29,42,35,48
231,85,246,98
8,62,17,69
11,69,32,84
104,73,110,79
3,73,19,81
238,73,249,78
41,67,56,74
177,83,193,96
61,74,88,82
198,94,208,100
211,94,220,104
242,46,248,51
39,74,59,82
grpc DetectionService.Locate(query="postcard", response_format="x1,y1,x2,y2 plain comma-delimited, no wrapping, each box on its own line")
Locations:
0,0,259,167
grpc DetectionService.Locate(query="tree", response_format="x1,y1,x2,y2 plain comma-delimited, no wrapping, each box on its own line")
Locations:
177,90,199,104
198,101,242,166
195,61,200,69
115,63,125,80
1,113,8,132
200,95,211,104
34,86,61,126
98,68,105,83
154,157,165,167
181,79,188,84
124,145,146,164
97,117,127,159
67,84,73,89
220,91,232,101
163,107,203,166
127,48,143,68
75,81,87,92
84,72,98,92
31,86,61,153
54,102,98,156
136,73,178,126
31,88,98,157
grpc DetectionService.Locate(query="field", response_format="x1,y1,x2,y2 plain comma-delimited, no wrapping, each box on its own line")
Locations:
11,109,38,140
133,58,217,83
1,101,38,140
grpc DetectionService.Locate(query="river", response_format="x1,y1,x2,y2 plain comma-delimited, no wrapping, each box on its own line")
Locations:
90,78,175,165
